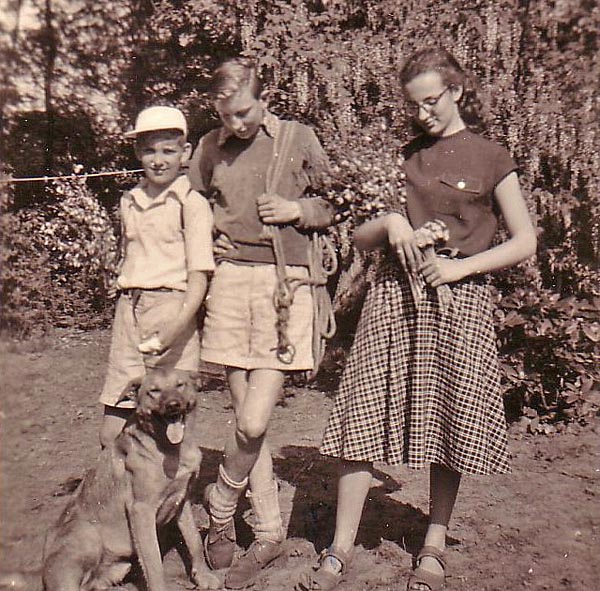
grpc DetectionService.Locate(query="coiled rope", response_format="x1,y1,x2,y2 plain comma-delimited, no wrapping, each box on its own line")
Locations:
262,121,337,377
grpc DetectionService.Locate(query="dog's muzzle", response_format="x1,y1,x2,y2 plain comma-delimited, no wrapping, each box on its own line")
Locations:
160,398,193,445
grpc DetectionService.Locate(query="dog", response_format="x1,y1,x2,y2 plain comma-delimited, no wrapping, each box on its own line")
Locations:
42,368,220,591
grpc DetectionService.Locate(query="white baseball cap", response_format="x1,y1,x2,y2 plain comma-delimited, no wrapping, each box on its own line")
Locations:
124,106,188,138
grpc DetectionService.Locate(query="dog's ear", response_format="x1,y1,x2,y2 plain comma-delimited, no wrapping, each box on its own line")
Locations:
187,371,204,392
115,376,144,408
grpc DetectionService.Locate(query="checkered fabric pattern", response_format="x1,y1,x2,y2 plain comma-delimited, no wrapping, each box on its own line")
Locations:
320,259,510,475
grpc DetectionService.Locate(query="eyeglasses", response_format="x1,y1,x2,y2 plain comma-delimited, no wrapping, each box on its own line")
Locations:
405,87,451,115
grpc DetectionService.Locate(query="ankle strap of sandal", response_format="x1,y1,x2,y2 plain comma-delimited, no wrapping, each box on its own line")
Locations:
416,545,446,570
318,546,352,575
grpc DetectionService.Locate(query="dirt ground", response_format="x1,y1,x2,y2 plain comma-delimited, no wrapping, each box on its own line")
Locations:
1,328,599,591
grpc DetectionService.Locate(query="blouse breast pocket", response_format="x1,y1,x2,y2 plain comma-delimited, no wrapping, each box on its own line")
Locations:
435,173,483,214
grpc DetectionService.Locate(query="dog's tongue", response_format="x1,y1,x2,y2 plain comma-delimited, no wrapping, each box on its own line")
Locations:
166,419,185,444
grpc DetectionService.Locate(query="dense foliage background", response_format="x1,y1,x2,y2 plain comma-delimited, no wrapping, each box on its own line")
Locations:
1,0,599,427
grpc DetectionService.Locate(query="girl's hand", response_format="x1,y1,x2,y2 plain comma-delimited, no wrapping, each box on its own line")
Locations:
419,256,469,287
385,213,422,273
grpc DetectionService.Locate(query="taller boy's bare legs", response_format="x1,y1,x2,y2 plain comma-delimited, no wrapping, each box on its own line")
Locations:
206,367,285,588
224,368,283,485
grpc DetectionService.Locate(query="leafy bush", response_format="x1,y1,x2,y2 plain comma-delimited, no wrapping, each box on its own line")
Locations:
496,287,600,427
1,179,117,335
2,0,599,424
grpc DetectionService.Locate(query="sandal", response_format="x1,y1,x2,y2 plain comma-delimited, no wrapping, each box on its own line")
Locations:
406,545,446,591
295,546,352,591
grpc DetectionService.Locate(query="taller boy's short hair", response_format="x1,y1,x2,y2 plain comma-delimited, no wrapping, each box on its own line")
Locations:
210,57,264,100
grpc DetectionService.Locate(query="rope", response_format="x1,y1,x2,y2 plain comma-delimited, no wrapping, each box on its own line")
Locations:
307,232,338,379
261,121,337,374
267,227,338,370
0,169,144,185
261,121,298,364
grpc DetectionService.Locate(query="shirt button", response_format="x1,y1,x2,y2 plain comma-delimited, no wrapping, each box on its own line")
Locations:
457,180,466,190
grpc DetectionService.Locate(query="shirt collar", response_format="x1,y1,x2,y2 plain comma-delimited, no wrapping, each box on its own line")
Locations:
216,111,281,147
126,174,190,210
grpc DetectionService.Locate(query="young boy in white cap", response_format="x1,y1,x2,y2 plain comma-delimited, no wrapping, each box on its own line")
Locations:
98,105,215,447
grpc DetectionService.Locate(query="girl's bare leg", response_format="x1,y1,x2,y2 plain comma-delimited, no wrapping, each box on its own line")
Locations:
410,463,461,590
318,460,372,575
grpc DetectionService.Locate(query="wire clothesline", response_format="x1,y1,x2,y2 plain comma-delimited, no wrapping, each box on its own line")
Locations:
0,169,144,185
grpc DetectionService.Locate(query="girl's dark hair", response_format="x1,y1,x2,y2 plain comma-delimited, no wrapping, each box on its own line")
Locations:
399,47,486,132
210,56,264,100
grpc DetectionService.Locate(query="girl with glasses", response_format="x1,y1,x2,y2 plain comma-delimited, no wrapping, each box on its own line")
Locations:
296,47,536,591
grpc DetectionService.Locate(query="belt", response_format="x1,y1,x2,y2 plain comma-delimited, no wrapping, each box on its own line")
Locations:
435,247,466,259
118,287,174,297
118,287,176,324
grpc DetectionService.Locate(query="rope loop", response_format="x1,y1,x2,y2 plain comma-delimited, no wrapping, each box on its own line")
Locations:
262,119,338,376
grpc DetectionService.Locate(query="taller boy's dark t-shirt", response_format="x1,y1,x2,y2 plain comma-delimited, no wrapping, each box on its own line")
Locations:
403,128,517,256
188,116,332,266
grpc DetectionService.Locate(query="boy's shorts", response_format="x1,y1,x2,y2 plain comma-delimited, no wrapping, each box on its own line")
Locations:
99,289,200,407
201,262,314,371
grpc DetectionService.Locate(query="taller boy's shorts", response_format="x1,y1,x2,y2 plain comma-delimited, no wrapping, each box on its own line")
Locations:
99,289,200,406
201,262,314,371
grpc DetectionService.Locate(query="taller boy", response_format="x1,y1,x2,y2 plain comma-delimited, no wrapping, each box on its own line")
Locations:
188,57,335,588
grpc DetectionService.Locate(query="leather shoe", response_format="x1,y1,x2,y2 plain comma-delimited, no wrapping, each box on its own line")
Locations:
225,539,283,589
204,516,236,570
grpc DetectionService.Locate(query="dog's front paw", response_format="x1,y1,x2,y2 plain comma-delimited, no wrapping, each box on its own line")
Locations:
191,567,221,590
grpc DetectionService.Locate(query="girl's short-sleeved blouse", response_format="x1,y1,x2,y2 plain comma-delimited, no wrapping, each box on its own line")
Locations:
403,128,517,256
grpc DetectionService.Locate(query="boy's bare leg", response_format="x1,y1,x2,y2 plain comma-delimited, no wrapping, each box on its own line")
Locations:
99,406,131,449
248,438,274,493
224,368,284,483
209,368,285,586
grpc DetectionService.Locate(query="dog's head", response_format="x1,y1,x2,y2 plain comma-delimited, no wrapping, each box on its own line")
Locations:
117,369,202,444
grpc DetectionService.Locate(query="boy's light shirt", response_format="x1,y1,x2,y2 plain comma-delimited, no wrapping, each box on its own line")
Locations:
216,110,281,147
117,174,215,291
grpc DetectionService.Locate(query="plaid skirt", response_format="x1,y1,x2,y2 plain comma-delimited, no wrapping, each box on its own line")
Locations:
320,263,510,475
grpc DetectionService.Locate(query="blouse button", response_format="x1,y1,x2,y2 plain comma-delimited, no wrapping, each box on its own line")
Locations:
457,180,466,190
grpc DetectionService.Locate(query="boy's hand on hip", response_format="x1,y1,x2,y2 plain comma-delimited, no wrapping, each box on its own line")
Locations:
213,233,236,256
257,192,301,224
107,279,119,300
